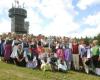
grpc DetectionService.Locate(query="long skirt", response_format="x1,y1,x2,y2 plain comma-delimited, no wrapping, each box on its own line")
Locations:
92,55,99,68
14,58,26,67
4,44,12,61
26,61,37,68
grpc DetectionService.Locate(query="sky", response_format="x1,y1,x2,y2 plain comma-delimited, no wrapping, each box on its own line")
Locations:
0,0,100,38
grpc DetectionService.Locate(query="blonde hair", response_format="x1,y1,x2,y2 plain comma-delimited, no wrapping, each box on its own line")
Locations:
93,40,98,46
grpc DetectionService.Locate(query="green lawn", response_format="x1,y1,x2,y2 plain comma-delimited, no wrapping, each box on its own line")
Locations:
0,61,100,80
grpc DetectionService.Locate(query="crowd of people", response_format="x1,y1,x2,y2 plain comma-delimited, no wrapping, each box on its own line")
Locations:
0,32,100,75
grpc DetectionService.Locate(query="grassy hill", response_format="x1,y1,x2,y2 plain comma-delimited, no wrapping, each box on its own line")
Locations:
0,61,100,80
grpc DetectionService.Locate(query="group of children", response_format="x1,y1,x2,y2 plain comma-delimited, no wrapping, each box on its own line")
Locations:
0,32,100,75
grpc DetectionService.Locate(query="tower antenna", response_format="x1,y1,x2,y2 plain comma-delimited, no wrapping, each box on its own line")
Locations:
23,2,25,8
15,0,16,8
12,3,14,8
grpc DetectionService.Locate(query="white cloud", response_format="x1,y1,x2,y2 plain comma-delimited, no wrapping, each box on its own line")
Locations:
83,12,100,26
68,12,100,38
77,0,100,10
0,19,11,34
80,12,100,37
28,0,80,36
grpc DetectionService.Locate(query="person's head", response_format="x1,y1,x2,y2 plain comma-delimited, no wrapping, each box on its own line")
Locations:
72,38,78,44
23,34,27,38
80,39,84,44
11,32,16,39
93,40,98,46
2,33,6,39
8,32,11,38
18,44,22,50
60,59,64,65
85,41,89,46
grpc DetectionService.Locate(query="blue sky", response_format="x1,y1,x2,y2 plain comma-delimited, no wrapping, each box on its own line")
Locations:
0,0,100,37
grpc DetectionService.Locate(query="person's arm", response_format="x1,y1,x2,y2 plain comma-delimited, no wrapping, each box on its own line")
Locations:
25,53,28,63
87,48,91,59
64,61,67,68
33,56,36,62
78,45,81,55
20,50,26,61
12,40,14,47
15,52,20,62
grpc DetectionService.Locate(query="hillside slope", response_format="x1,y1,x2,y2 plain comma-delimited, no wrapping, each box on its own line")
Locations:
0,61,100,80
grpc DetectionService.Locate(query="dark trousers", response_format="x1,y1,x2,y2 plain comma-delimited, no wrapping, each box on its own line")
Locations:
92,55,99,68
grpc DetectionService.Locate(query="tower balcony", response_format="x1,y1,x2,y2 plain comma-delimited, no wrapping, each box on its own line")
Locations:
9,8,27,18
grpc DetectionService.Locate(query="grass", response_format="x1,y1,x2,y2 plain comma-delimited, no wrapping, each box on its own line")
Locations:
0,61,100,80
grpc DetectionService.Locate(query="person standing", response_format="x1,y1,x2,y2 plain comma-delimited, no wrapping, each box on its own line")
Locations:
64,45,72,70
4,37,12,63
91,40,100,73
72,39,79,71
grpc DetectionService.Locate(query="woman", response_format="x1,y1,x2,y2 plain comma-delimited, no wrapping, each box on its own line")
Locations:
79,40,91,74
64,45,72,70
72,39,79,70
56,45,64,60
10,36,21,63
4,37,12,63
40,48,51,71
22,37,29,55
14,44,26,67
57,59,67,72
84,41,91,74
37,43,44,68
25,48,37,68
91,40,100,73
79,39,86,70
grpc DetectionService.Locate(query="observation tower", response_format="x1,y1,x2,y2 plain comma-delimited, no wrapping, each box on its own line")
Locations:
9,0,29,34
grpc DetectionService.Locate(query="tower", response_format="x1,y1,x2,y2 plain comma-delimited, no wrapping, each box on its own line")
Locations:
9,1,29,34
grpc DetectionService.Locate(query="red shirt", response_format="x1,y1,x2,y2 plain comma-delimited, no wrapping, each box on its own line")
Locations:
72,44,79,54
37,46,44,55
